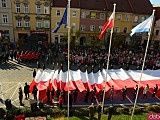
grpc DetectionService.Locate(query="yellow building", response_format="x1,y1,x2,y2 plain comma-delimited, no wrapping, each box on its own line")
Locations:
12,0,51,44
51,7,80,44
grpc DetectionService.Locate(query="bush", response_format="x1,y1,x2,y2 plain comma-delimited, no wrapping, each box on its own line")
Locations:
0,108,5,118
69,108,89,117
116,107,130,115
129,107,145,115
146,105,160,113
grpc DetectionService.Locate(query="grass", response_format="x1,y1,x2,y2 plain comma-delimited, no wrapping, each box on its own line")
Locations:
51,113,148,120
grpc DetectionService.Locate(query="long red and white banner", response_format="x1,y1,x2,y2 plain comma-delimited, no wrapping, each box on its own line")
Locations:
30,68,160,92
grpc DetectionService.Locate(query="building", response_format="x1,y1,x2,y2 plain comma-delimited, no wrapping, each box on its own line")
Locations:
11,0,51,49
0,0,14,44
51,0,80,45
51,0,153,47
153,5,160,49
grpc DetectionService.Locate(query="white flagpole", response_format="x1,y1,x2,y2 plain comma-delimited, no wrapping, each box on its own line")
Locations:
131,9,155,120
67,0,71,120
101,3,116,113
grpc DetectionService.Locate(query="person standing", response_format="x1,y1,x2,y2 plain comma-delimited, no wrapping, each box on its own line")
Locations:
133,85,138,100
37,61,40,69
91,87,96,103
32,85,38,100
97,102,102,120
109,86,114,101
24,83,30,100
84,88,89,103
19,87,23,106
108,105,114,120
69,91,73,109
152,84,158,98
33,69,36,78
142,84,149,99
59,94,64,108
121,86,127,101
73,88,78,103
46,87,50,103
88,103,95,120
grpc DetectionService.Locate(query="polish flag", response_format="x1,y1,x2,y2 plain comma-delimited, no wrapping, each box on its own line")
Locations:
80,71,93,92
70,70,85,92
128,69,160,88
58,70,76,91
51,70,59,91
37,70,54,91
99,12,114,39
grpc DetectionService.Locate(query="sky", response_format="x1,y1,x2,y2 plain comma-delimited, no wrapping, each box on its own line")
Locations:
149,0,160,5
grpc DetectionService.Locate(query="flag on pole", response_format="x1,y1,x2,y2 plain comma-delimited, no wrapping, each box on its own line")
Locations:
130,15,153,36
98,12,114,39
52,6,68,33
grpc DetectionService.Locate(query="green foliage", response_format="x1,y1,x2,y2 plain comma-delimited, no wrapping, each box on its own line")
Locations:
146,105,160,113
0,108,5,118
129,107,145,115
116,107,130,115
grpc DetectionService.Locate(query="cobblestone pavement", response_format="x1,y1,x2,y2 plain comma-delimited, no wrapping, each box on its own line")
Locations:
0,60,38,108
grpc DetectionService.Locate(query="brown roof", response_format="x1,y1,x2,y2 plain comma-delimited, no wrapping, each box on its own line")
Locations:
154,7,160,21
128,0,153,15
52,0,153,15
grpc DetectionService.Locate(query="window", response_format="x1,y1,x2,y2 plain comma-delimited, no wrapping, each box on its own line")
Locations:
141,16,146,22
123,27,127,33
156,30,159,36
72,23,76,30
2,0,6,7
125,14,130,21
116,27,120,33
36,20,42,28
2,14,8,23
81,25,86,31
134,16,139,22
100,13,105,19
24,5,29,13
91,12,96,19
56,10,60,16
36,5,41,14
16,20,22,27
81,11,87,18
16,4,21,13
90,25,95,31
99,26,103,31
44,6,49,14
24,20,30,27
72,11,76,17
117,14,122,21
44,20,50,28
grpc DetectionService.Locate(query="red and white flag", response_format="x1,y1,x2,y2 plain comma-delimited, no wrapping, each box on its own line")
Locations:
99,12,114,39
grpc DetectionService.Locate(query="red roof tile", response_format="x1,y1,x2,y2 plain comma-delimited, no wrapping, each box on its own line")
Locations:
52,0,153,15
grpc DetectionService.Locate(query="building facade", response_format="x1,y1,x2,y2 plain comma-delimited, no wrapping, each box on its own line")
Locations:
0,0,14,43
51,0,153,47
12,0,51,49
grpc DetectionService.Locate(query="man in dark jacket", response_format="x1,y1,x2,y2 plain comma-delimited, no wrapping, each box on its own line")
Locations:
24,83,30,99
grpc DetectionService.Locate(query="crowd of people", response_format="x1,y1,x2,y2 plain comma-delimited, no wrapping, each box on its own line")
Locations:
1,43,160,120
1,41,160,72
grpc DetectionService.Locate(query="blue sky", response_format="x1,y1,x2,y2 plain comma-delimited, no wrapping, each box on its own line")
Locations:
149,0,160,4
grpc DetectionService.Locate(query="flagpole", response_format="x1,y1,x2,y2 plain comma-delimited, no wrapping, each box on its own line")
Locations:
67,0,71,120
131,9,155,120
101,3,116,113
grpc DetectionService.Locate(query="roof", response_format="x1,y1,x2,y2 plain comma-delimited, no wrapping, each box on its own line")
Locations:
154,7,160,21
52,0,153,15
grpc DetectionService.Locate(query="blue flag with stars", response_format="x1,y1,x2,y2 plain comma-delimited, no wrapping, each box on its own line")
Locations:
52,6,68,33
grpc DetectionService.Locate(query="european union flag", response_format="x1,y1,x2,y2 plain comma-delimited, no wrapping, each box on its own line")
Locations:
52,6,68,33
